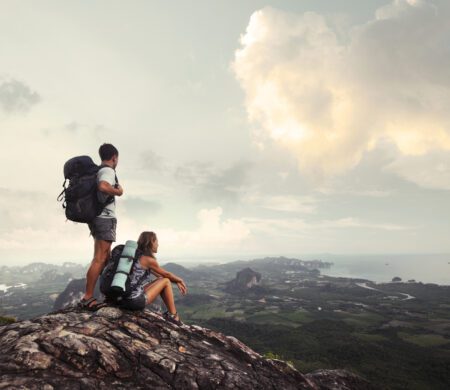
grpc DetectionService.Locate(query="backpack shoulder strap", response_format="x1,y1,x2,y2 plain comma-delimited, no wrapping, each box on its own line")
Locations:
98,164,118,185
131,249,150,286
111,245,125,261
96,164,118,207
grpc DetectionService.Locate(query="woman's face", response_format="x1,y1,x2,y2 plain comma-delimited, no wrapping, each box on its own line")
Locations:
151,237,159,253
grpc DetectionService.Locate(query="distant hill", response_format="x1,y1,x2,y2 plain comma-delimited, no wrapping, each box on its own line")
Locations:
224,267,262,293
52,278,101,311
161,262,193,279
0,262,86,285
193,256,332,276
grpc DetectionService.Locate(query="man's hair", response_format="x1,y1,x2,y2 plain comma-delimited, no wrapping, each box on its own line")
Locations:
99,143,119,161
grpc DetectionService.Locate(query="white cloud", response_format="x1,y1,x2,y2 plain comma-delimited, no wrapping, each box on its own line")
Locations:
242,216,413,236
383,150,450,190
242,192,317,213
149,211,415,257
0,78,41,113
317,217,413,231
114,207,251,256
232,1,450,186
0,187,421,264
0,200,252,263
315,187,391,197
155,207,251,256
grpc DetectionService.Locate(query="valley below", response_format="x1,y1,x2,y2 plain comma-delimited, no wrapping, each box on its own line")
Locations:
1,257,449,389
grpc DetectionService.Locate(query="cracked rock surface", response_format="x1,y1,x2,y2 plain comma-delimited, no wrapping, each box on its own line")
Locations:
0,307,375,389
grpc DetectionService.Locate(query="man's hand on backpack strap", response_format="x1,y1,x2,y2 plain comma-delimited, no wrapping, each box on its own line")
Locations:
98,181,123,196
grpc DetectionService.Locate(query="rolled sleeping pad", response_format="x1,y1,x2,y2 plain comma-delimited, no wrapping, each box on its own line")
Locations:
110,240,138,295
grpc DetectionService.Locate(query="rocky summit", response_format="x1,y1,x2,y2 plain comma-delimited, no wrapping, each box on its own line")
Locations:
0,306,375,389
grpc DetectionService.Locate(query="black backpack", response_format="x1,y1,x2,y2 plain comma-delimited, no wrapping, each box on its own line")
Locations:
57,155,117,223
99,244,144,300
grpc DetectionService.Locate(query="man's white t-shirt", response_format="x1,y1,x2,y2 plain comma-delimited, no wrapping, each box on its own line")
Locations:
97,166,117,218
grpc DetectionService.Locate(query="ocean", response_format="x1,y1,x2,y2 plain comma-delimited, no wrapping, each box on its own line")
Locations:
307,253,450,286
174,253,450,286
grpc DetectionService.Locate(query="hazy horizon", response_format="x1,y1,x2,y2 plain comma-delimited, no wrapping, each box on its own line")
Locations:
4,251,450,265
2,253,449,287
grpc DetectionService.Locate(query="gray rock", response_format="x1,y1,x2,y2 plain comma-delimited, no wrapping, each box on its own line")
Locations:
0,307,375,389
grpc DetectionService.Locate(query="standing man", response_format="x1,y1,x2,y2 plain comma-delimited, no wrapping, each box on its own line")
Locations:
79,143,123,310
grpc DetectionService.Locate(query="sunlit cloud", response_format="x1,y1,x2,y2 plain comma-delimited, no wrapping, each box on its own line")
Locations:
232,0,450,185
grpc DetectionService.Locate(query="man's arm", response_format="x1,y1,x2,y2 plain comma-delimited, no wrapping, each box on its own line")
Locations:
97,167,123,196
98,181,123,196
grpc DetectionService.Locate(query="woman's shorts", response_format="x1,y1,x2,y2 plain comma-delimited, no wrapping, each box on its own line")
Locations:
119,294,146,311
118,278,160,311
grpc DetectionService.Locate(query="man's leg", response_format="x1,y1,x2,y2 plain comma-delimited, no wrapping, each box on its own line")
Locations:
83,239,112,301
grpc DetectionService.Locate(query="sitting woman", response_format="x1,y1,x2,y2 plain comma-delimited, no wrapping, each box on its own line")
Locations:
120,231,187,324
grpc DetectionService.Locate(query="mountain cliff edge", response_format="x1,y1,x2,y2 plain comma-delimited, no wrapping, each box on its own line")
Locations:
0,306,375,389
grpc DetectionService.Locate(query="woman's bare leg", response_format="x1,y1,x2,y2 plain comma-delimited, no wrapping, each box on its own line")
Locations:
144,278,179,320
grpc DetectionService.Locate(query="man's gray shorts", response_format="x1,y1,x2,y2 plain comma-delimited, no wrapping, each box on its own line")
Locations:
88,217,117,242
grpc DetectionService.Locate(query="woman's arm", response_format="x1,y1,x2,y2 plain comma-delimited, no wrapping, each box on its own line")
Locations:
142,256,183,283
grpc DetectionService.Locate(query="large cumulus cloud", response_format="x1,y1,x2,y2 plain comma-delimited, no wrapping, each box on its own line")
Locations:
232,0,450,186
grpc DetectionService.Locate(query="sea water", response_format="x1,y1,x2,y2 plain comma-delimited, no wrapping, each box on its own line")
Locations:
310,253,450,285
168,253,450,286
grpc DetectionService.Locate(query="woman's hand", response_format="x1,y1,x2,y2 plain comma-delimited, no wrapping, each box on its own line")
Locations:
176,279,188,295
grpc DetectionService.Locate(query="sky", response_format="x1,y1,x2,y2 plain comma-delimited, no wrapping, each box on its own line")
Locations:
1,0,450,265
